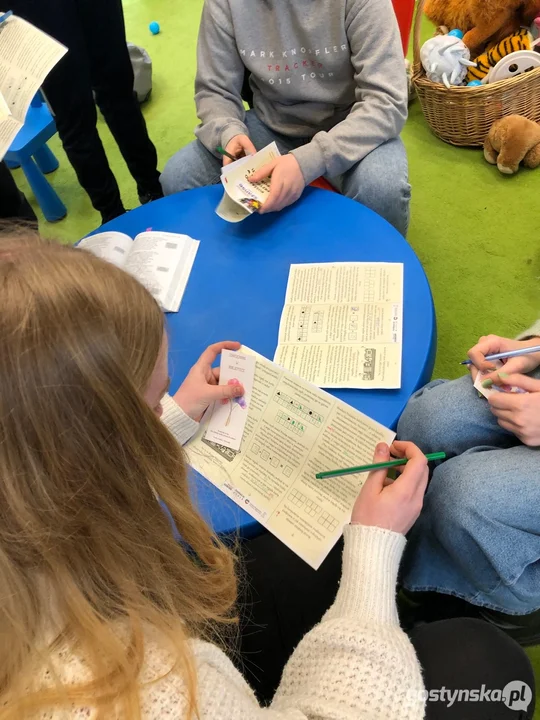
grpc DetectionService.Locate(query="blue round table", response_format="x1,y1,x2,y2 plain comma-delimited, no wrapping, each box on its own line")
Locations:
98,185,436,537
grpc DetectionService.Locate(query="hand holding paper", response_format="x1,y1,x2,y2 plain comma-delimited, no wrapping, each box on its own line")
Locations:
473,359,527,399
215,142,281,223
174,342,245,422
186,346,395,568
205,349,256,450
249,154,305,214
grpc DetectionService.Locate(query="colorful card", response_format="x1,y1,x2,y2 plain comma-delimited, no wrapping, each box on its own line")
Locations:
204,350,256,451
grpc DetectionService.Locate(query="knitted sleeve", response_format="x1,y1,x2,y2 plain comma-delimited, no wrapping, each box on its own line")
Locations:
139,525,426,719
160,393,199,445
517,319,540,340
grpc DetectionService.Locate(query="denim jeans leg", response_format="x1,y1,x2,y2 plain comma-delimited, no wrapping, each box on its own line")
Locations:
397,374,518,458
160,110,302,195
402,443,540,614
330,137,411,236
398,373,540,614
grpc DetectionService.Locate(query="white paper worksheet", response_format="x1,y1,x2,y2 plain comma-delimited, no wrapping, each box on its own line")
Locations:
185,346,395,569
0,14,67,159
274,263,404,389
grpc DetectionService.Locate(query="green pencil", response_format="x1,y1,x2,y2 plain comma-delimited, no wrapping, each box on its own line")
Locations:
315,452,446,480
216,145,237,162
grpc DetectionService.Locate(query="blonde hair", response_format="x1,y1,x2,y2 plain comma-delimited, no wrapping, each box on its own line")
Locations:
0,231,237,718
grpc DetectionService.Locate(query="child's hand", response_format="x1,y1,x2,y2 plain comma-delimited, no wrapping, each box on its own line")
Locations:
488,375,540,446
223,135,256,165
351,441,429,535
249,155,305,214
468,335,540,383
173,341,245,421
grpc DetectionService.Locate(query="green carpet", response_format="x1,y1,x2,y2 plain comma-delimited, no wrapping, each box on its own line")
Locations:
10,0,540,709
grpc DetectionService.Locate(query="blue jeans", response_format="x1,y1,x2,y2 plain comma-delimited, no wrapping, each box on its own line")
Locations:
160,110,411,236
397,374,540,615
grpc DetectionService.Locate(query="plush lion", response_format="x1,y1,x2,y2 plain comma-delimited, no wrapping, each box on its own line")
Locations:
424,0,540,54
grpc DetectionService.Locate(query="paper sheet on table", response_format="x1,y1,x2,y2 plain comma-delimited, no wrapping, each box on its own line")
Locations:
185,346,394,569
274,263,403,389
0,14,67,159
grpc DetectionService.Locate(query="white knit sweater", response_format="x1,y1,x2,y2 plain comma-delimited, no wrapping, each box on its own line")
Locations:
38,396,426,719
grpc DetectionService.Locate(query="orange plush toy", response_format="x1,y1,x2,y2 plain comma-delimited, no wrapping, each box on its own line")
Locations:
484,115,540,174
424,0,540,54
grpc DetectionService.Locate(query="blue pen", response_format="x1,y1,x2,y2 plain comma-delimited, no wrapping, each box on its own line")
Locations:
461,344,540,365
0,10,13,24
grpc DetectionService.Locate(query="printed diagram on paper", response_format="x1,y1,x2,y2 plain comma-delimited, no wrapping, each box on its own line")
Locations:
185,346,394,569
274,262,404,389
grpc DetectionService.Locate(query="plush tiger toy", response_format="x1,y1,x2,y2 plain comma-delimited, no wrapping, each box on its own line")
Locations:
466,27,533,81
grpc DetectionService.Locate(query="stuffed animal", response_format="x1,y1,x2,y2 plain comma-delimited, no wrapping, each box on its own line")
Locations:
466,27,534,81
424,0,540,54
484,115,540,173
421,30,476,87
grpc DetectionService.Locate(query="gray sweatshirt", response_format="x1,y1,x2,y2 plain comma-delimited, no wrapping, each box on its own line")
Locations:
194,0,408,184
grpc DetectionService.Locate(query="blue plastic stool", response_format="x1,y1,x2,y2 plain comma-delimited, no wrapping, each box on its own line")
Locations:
5,92,66,222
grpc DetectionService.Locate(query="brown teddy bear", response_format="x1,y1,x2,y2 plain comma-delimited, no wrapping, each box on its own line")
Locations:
424,0,540,54
484,115,540,174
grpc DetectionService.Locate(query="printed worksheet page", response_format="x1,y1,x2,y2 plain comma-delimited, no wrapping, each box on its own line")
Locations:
0,14,67,157
185,346,394,569
274,263,404,389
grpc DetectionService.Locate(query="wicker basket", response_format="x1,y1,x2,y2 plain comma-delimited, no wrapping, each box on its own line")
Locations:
412,0,540,146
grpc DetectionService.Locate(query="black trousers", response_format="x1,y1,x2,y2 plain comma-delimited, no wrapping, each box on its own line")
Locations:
11,0,161,222
237,532,535,719
0,161,37,222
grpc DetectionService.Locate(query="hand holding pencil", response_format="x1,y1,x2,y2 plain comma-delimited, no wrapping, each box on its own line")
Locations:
465,335,540,385
350,441,429,535
219,134,256,166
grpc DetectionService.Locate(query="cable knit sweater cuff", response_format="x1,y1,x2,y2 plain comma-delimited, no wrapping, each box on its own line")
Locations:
161,394,199,446
517,319,540,341
324,524,405,626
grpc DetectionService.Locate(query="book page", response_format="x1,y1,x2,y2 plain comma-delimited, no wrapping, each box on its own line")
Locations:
0,111,21,156
274,263,403,389
216,142,281,221
78,232,133,269
0,15,66,122
0,88,10,122
128,232,199,312
185,346,394,569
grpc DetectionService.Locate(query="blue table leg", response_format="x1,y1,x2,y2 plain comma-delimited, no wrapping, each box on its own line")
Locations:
20,156,66,222
5,158,20,170
34,144,59,175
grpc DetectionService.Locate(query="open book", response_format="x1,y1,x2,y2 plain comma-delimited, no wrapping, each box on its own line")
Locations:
0,12,67,160
79,231,199,313
185,346,395,569
215,142,280,223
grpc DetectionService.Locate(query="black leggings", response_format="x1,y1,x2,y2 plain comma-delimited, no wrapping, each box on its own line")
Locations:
0,161,37,222
236,532,535,719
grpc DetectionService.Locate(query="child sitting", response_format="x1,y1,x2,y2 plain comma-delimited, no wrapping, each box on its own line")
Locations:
160,0,410,235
